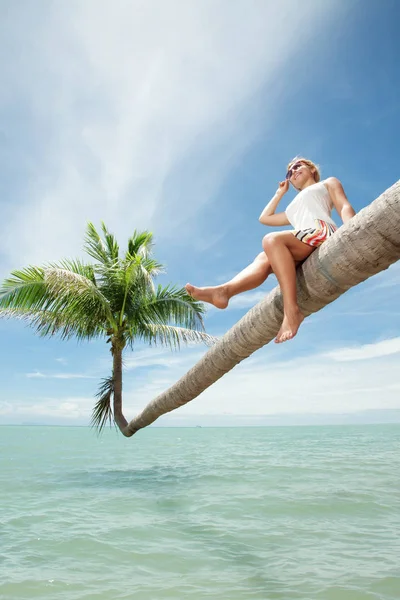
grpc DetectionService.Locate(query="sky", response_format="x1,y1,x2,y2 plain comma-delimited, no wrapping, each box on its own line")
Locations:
0,0,399,427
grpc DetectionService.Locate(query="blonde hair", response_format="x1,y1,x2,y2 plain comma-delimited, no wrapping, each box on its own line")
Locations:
287,156,321,182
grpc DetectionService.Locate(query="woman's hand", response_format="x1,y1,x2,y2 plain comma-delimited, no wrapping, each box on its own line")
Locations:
258,179,291,226
276,180,289,197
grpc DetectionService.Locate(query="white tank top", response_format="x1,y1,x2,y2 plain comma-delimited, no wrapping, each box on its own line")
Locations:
285,182,337,230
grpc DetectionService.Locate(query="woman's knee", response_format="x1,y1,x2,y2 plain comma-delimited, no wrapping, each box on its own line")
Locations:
255,251,268,264
262,232,280,251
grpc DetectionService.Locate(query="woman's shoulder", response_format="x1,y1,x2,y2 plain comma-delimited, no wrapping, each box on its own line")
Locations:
321,177,344,207
322,176,342,189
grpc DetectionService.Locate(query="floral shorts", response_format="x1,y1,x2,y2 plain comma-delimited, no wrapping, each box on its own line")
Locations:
293,219,337,248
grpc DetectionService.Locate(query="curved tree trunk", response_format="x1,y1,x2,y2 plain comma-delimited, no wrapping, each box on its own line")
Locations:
112,346,129,434
123,180,400,437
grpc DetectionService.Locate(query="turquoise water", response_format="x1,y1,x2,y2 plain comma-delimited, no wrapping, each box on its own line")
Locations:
1,425,399,600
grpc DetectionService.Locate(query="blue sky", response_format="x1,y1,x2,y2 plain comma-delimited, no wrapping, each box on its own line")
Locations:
0,0,399,427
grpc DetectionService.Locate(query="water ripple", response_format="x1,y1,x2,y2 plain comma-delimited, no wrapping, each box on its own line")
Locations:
1,424,399,599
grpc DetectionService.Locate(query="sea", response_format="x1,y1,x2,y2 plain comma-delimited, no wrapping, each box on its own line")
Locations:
1,424,399,600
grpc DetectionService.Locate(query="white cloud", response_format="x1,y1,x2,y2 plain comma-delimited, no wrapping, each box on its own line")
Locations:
324,337,400,362
25,371,95,380
14,397,93,420
26,371,46,379
4,335,400,424
54,373,96,380
113,336,400,420
55,357,68,365
0,0,340,271
228,291,271,309
0,402,13,416
123,347,205,371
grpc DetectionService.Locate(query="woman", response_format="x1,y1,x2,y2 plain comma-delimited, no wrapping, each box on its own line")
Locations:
185,157,356,344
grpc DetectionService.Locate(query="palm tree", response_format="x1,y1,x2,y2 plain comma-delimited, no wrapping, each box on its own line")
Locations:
0,223,214,435
124,180,400,435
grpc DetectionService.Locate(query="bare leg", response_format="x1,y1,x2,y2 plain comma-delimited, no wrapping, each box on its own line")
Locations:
262,232,314,343
186,252,272,309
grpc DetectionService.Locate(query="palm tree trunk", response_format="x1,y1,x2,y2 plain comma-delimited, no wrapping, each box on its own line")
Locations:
112,346,130,435
125,180,400,437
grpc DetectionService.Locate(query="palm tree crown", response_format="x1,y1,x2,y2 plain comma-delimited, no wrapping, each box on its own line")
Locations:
0,223,214,434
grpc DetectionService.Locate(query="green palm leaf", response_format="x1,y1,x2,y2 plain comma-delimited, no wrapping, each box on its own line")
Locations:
135,323,216,349
44,268,115,327
91,376,115,433
146,285,207,327
101,222,119,262
0,266,48,310
85,222,116,265
126,230,153,259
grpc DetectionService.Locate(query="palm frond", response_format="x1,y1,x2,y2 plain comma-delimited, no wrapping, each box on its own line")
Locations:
116,255,163,322
0,306,107,341
96,263,131,315
125,256,157,297
0,266,48,310
0,261,97,311
57,259,97,284
91,376,115,433
101,222,119,261
138,258,164,291
0,262,113,340
33,310,106,341
84,222,114,265
131,323,217,350
126,230,154,259
143,285,207,330
121,285,209,349
44,268,116,329
0,307,39,321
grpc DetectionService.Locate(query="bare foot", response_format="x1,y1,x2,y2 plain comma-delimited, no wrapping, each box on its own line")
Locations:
185,283,229,309
275,308,304,343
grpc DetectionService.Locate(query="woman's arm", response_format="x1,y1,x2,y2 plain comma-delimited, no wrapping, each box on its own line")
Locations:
259,180,290,226
325,177,356,224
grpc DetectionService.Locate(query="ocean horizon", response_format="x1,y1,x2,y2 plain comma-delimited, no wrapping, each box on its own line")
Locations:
2,407,400,429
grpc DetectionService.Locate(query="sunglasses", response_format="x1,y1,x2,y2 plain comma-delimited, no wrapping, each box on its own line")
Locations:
285,161,304,180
